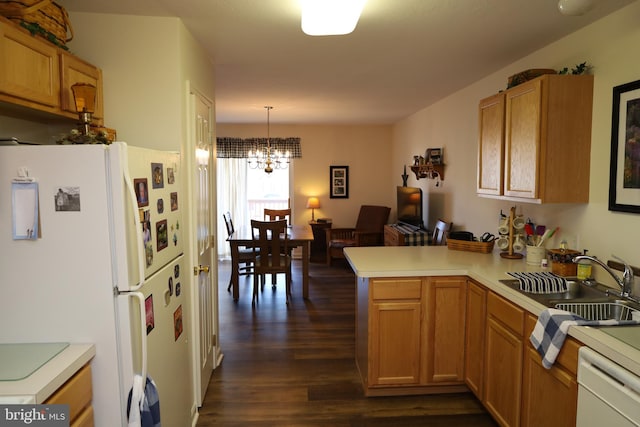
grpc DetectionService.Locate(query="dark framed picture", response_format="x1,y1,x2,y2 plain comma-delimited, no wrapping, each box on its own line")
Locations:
330,165,349,199
609,78,640,213
170,192,178,211
156,219,168,251
151,163,164,189
426,147,443,165
134,178,149,207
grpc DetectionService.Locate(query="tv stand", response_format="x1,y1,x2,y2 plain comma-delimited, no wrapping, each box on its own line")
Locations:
384,224,429,246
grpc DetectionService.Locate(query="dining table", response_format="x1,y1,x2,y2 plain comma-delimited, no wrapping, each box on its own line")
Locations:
227,224,314,301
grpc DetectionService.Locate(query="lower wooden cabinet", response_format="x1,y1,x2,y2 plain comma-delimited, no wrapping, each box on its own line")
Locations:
357,276,467,395
484,291,524,427
358,274,582,427
521,314,579,427
369,277,423,386
464,279,487,399
45,363,94,427
425,276,467,383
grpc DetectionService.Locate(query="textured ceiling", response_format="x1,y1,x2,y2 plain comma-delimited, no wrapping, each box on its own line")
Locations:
58,0,635,124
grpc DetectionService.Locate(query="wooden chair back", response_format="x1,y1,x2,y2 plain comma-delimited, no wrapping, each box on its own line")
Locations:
264,208,291,225
251,219,290,272
223,211,234,237
431,219,452,245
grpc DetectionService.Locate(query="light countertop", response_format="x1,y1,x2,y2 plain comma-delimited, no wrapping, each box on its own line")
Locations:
0,343,95,403
344,245,640,376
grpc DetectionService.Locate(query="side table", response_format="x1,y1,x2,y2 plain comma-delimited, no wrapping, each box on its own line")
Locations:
309,221,332,263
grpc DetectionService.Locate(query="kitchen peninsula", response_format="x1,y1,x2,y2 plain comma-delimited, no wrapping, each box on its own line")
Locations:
344,245,640,425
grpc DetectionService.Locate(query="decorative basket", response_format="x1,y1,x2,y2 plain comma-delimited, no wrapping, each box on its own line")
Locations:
507,68,556,89
547,248,580,277
447,238,495,254
0,0,73,48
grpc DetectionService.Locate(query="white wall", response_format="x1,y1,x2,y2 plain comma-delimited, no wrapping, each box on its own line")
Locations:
66,13,184,151
393,2,640,290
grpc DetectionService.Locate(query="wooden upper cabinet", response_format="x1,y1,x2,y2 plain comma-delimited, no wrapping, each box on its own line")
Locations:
0,17,103,125
477,74,594,203
477,93,505,195
60,52,104,123
504,79,542,199
0,20,60,109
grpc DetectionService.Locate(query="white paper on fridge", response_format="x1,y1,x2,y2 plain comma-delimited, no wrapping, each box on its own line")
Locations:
12,181,39,240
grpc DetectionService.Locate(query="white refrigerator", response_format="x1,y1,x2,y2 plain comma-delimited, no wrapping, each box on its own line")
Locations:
0,142,195,426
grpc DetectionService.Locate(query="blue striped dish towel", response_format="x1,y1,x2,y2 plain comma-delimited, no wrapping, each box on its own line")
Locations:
508,271,568,294
127,375,161,427
530,308,638,369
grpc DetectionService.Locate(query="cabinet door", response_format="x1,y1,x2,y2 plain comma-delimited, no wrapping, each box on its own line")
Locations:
477,93,505,195
370,300,422,386
0,22,60,108
504,79,542,199
425,277,466,383
521,347,577,427
60,52,104,122
464,280,486,398
484,316,523,427
369,278,423,387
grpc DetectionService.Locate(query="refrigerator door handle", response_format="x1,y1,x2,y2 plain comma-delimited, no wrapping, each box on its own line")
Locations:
126,290,148,382
121,146,146,292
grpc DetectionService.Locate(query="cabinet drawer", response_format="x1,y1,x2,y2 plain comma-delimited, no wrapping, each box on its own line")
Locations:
487,292,524,335
45,364,92,423
372,278,422,300
72,405,94,427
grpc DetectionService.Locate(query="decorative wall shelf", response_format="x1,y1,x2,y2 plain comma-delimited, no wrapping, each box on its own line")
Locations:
410,164,445,181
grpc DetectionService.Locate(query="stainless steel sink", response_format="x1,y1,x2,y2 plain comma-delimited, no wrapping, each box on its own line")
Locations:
552,300,640,321
499,277,640,322
498,278,607,305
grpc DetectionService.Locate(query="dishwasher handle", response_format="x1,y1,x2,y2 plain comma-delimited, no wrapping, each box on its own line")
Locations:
578,347,640,397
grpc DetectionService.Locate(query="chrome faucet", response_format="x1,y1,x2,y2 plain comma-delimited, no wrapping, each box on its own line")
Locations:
573,254,635,298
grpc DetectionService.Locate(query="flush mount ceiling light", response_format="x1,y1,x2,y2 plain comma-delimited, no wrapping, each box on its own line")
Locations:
558,0,595,15
300,0,367,36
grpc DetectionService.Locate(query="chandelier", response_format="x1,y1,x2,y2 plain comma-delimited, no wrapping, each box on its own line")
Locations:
247,106,290,174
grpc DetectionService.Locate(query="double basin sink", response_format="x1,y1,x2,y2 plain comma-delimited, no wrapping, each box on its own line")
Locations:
498,278,640,322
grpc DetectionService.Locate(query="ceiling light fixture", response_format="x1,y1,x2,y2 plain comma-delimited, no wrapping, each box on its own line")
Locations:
300,0,367,36
557,0,595,16
247,106,290,174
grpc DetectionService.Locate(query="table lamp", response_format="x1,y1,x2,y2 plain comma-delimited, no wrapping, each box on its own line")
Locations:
306,197,320,221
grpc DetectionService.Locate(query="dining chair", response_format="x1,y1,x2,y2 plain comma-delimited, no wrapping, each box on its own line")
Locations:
264,208,291,226
250,219,291,305
223,212,256,292
431,219,452,245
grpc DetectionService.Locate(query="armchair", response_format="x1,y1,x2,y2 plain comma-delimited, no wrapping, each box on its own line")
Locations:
326,205,391,265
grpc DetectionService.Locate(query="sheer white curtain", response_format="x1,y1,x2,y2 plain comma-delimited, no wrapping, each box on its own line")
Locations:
216,158,248,259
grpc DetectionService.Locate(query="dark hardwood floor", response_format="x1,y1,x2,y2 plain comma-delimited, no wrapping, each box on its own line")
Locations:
196,258,497,426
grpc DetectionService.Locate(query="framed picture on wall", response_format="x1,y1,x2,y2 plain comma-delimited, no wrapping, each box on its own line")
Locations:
609,78,640,213
330,165,349,199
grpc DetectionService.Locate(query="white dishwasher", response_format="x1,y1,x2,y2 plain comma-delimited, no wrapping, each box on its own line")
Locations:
577,347,640,426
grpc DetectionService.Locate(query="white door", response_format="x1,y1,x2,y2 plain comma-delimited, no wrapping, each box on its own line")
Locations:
188,87,218,405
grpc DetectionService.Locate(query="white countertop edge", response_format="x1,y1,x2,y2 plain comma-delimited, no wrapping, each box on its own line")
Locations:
344,245,640,376
0,343,96,402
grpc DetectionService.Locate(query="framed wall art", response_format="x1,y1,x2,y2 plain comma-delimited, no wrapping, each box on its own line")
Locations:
330,165,349,199
609,78,640,213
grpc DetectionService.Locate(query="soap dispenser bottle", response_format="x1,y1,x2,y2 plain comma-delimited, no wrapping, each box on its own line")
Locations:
577,249,592,280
